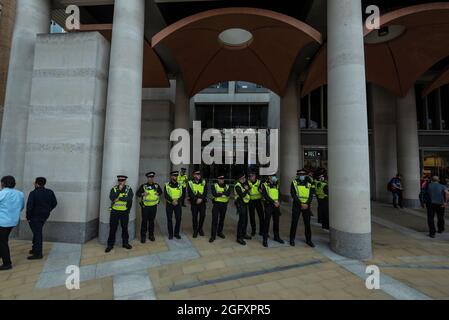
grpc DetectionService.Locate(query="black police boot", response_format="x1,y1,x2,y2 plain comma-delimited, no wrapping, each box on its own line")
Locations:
237,239,246,246
274,237,285,244
0,264,12,271
192,232,198,238
149,235,155,242
306,241,315,248
123,244,133,250
175,234,182,240
262,237,268,248
244,235,252,240
199,230,205,237
217,233,225,239
140,237,146,244
105,246,113,253
27,254,43,260
209,237,215,243
289,240,295,247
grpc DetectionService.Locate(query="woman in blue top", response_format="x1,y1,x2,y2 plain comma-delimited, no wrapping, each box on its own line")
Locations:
0,176,25,270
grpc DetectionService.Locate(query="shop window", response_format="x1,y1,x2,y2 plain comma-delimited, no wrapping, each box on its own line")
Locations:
441,85,449,130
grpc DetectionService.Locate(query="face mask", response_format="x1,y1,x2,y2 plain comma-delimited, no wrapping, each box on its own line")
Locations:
299,175,306,181
272,177,278,184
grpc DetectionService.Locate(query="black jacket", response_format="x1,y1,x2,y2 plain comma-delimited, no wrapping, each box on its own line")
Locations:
26,187,57,221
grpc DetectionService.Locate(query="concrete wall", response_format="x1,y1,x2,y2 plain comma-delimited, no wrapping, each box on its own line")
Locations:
19,32,110,243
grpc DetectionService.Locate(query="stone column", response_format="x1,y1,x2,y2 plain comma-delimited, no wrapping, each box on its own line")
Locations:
99,0,145,244
280,75,301,201
396,88,421,208
327,0,372,259
0,0,50,188
172,75,191,172
371,84,398,203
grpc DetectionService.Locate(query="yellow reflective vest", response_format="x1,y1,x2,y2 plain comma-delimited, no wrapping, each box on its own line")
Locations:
248,179,262,200
178,174,188,188
165,183,183,204
234,182,250,204
142,184,160,207
214,183,230,203
292,180,311,204
315,181,328,200
111,186,131,212
189,180,206,196
263,182,279,202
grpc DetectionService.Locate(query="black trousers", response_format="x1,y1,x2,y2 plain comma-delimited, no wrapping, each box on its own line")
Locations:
211,202,227,239
166,203,182,237
0,227,13,266
236,203,248,240
392,190,403,208
29,219,46,255
141,205,157,239
107,211,130,247
317,198,329,230
428,203,445,235
191,202,206,234
264,204,280,239
290,204,312,242
248,199,264,234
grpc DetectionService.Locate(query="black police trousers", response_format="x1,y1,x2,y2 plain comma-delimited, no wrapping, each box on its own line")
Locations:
290,204,312,242
191,202,206,234
236,202,248,240
264,203,280,239
166,203,182,238
108,210,130,247
248,199,264,235
141,205,157,239
211,202,227,239
317,198,329,230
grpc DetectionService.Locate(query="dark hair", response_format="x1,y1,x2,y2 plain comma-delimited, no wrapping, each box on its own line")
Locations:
35,177,47,187
1,176,16,189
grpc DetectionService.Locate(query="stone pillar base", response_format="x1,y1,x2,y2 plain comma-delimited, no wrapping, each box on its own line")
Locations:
330,228,372,260
98,219,136,245
402,198,421,209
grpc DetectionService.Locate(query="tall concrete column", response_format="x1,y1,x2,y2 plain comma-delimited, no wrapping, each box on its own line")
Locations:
99,0,145,244
280,76,301,201
396,88,421,208
371,84,398,203
0,0,50,188
172,75,190,172
327,0,372,259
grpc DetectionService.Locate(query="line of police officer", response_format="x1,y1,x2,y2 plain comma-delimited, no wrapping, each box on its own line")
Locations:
103,168,329,253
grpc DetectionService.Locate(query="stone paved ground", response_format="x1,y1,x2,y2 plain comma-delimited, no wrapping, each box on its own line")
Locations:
1,201,448,300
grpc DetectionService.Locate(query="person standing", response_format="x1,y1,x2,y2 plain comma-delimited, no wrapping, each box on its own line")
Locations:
261,174,284,247
105,175,134,253
389,174,403,209
290,169,314,247
234,173,252,245
164,171,185,240
188,171,207,238
247,172,265,237
209,175,231,243
0,176,25,271
426,176,449,238
26,177,57,260
178,168,188,207
315,174,329,230
136,172,162,243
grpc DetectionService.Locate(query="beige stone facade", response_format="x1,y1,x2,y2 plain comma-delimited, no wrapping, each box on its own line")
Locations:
0,0,15,116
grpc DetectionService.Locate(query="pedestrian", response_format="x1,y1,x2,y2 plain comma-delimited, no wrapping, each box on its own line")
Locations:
26,177,57,260
388,174,403,209
426,176,449,238
0,176,25,271
136,172,162,243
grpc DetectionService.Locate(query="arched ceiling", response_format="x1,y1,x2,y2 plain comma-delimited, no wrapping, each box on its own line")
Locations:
423,64,449,97
302,2,449,98
152,7,322,97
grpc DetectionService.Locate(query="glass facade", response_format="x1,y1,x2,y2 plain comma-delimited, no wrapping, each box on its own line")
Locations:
416,84,449,131
423,150,449,183
235,81,269,93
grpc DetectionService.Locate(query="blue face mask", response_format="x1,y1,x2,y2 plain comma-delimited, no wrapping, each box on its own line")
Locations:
272,176,278,184
299,175,306,181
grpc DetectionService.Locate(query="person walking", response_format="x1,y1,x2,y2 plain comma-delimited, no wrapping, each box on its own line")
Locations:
26,177,57,260
136,172,162,243
0,176,25,271
426,176,449,238
209,175,231,243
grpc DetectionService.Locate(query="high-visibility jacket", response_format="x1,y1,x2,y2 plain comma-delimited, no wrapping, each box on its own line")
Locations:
165,183,183,204
188,180,206,196
315,181,328,200
292,180,311,204
248,179,262,200
214,183,229,203
234,182,250,204
263,182,279,202
142,184,160,207
178,174,188,188
111,186,131,212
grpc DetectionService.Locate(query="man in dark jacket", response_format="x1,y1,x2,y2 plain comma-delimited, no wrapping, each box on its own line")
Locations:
26,177,57,260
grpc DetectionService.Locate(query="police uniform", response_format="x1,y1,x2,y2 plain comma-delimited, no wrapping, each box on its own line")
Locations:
234,174,251,245
248,174,265,236
106,175,134,252
178,169,188,207
290,170,315,247
210,176,231,242
164,171,185,239
315,176,329,230
261,176,284,247
136,172,162,243
188,171,207,238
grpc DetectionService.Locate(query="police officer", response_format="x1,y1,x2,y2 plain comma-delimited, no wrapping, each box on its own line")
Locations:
290,169,314,248
136,172,163,243
164,171,185,240
105,175,134,253
210,175,231,243
315,173,329,230
234,173,252,245
261,174,284,247
188,171,207,238
248,172,265,237
178,168,188,207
